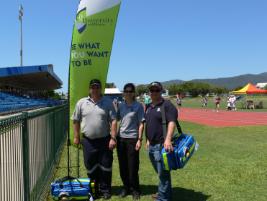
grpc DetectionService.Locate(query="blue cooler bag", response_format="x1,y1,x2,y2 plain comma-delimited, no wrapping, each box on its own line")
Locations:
161,134,197,171
51,177,95,200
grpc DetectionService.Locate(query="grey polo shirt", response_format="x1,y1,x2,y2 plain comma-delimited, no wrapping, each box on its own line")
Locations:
118,101,144,138
72,96,116,139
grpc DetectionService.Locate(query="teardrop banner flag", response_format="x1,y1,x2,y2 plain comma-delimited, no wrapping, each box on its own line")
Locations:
69,0,121,144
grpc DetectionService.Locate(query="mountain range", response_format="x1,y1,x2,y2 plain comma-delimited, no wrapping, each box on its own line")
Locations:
162,72,267,90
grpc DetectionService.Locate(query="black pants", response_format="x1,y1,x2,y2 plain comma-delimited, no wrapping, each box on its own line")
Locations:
117,137,140,193
82,136,113,194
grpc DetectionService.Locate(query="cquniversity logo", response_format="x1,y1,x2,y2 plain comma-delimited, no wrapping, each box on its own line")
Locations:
75,0,121,34
76,8,87,34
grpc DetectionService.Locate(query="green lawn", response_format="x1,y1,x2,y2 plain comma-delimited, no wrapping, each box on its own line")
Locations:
46,122,267,201
170,95,267,112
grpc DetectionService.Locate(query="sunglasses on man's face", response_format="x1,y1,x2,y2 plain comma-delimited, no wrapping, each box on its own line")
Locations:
150,89,161,93
90,86,101,89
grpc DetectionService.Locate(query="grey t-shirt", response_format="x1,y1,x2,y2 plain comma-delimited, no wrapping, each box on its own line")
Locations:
72,96,116,139
118,101,144,138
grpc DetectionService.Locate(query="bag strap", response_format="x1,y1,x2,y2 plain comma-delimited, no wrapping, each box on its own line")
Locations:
160,100,183,141
176,119,183,134
160,103,168,140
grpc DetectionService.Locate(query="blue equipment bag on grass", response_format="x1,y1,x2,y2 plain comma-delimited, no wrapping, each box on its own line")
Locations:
51,177,95,200
162,134,197,170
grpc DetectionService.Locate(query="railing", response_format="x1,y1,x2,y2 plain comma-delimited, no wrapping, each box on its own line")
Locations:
0,105,68,201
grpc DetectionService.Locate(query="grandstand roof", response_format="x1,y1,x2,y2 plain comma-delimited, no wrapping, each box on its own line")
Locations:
104,88,122,95
0,65,62,90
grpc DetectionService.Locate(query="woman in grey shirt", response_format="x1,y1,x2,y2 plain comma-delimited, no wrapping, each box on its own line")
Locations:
117,83,144,200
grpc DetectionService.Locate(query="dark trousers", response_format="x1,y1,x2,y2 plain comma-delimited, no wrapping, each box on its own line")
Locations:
82,136,113,194
117,137,140,193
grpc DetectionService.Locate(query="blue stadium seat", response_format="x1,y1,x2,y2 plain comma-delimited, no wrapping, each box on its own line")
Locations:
0,92,61,114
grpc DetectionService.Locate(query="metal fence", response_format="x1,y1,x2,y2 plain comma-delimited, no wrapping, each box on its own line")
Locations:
0,105,68,201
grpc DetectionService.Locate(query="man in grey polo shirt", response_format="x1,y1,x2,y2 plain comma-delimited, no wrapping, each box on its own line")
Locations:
72,79,117,200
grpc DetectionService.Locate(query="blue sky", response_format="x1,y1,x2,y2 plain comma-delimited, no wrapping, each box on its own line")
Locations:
1,0,267,92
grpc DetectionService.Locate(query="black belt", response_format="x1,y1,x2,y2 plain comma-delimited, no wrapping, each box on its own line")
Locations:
82,135,110,141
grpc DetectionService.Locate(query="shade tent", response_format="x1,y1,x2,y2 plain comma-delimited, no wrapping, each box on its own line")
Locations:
231,83,267,94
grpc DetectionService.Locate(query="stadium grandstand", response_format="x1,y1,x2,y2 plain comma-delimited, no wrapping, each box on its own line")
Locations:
0,64,64,115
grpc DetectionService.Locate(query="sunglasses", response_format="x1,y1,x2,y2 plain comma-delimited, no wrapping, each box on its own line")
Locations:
90,86,101,89
124,90,134,93
150,89,161,93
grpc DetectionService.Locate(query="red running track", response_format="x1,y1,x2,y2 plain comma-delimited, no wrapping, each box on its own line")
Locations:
179,108,267,127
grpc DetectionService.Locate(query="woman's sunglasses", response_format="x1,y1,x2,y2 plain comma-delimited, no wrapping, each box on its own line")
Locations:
124,90,134,93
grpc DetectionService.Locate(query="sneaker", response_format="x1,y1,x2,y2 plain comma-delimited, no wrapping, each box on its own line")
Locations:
151,193,158,200
132,191,140,200
92,193,100,200
119,188,129,198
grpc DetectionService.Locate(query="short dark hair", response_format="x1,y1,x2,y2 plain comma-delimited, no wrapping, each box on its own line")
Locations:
148,81,163,91
89,79,101,87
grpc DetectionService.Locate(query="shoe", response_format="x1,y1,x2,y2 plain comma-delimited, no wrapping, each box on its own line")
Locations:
132,191,140,200
151,193,158,200
102,193,111,200
92,193,100,200
92,189,100,199
119,188,129,198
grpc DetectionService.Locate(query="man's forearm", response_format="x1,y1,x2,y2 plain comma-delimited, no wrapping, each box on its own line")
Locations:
110,120,117,138
138,123,144,139
73,122,80,138
166,121,176,141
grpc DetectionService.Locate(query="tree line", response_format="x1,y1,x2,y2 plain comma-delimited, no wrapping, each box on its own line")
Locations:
136,82,229,97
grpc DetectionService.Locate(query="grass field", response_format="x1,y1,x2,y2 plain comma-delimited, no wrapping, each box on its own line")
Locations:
172,95,267,112
46,121,267,201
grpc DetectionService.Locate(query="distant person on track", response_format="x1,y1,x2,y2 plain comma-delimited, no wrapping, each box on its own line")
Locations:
116,83,144,200
227,95,237,111
72,79,117,200
202,96,208,110
214,95,221,112
176,93,182,111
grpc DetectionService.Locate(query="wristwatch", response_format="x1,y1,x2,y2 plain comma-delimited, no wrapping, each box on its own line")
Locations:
111,136,117,142
138,137,143,141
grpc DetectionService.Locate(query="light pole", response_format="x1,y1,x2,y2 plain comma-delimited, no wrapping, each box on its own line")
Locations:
19,5,23,66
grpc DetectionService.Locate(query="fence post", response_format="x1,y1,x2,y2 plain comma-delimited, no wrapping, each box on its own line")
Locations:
52,110,56,161
22,112,30,201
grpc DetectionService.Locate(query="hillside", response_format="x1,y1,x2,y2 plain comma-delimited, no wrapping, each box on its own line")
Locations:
163,72,267,89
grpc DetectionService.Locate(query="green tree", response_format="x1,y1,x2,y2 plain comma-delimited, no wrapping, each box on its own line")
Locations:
47,90,61,100
166,81,228,97
211,86,228,95
105,82,116,88
195,82,211,96
136,84,148,95
180,82,204,97
166,84,184,95
233,86,243,91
